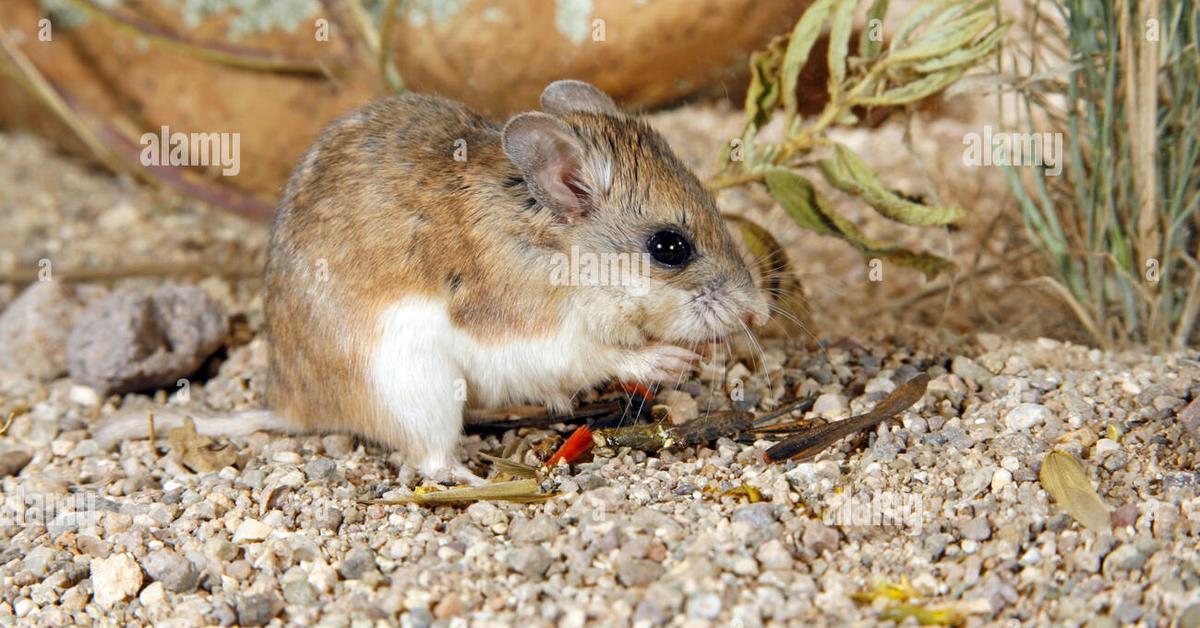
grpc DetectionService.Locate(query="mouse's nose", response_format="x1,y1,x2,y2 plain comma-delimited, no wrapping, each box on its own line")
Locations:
743,297,770,328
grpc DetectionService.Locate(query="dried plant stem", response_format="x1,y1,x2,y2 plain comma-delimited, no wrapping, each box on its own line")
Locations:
0,261,262,285
875,250,1034,314
1010,0,1197,348
376,0,407,91
64,0,329,75
0,15,277,220
0,23,131,179
1120,0,1161,269
341,0,405,91
0,411,17,436
1025,276,1104,345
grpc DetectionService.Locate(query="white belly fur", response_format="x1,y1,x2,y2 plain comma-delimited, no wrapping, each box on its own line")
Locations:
368,296,614,472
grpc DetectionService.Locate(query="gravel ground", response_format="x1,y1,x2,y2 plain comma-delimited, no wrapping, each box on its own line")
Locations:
2,333,1198,626
1,113,1198,626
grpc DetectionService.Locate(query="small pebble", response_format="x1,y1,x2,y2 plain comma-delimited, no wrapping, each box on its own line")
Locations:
1005,403,1052,431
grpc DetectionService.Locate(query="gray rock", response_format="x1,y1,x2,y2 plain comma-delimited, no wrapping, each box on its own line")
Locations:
506,546,552,578
210,601,238,626
1110,503,1138,528
1102,450,1129,472
575,473,608,491
0,449,32,477
1005,403,1052,431
801,520,839,554
1102,545,1146,573
314,507,343,531
731,503,776,530
236,593,281,626
22,547,56,576
66,283,227,394
1112,601,1144,624
951,356,993,387
1178,602,1200,628
960,517,992,541
924,533,952,561
617,559,664,587
509,514,559,543
282,580,317,606
303,458,338,482
633,597,667,626
0,283,106,380
338,547,377,579
940,426,975,450
754,539,794,571
204,538,238,562
404,607,434,628
685,592,722,620
321,434,354,457
1085,616,1118,628
732,385,761,412
141,548,199,592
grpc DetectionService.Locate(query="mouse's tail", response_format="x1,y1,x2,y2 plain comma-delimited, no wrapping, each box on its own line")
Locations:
93,407,296,448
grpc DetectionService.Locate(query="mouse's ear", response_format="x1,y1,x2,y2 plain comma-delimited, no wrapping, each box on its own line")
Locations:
502,112,609,222
541,80,621,116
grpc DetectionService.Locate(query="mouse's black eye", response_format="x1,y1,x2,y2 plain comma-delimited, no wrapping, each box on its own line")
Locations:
647,229,693,267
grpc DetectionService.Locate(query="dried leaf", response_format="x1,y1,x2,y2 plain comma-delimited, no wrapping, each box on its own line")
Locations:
478,454,540,479
1039,450,1112,532
851,577,918,603
744,35,788,131
167,416,237,473
826,0,857,97
766,373,928,462
857,67,969,106
878,603,963,626
725,213,816,340
722,483,765,503
890,0,960,52
371,479,553,506
765,168,957,279
781,0,838,123
853,577,964,626
912,22,1011,74
818,143,965,226
887,10,994,65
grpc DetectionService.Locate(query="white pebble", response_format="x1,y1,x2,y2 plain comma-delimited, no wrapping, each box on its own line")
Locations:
991,469,1013,492
1094,438,1121,457
139,582,166,607
272,452,302,465
233,519,272,543
813,393,849,419
68,385,100,406
864,377,896,394
91,553,143,607
1004,403,1052,431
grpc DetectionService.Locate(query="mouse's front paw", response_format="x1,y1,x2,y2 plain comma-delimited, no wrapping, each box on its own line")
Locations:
614,345,701,384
